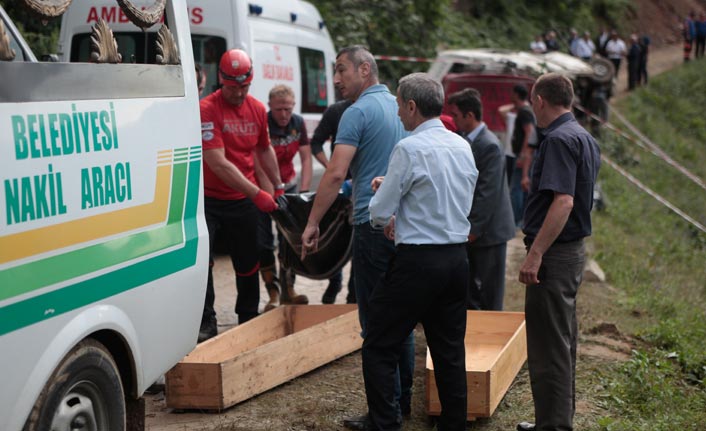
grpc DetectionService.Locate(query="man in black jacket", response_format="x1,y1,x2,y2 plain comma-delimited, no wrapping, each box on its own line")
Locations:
448,88,516,310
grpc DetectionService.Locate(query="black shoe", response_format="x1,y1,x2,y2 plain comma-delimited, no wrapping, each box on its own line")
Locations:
321,281,342,304
198,319,217,343
517,422,536,431
343,414,373,431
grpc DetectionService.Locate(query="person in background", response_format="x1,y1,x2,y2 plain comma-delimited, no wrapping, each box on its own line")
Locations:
256,84,312,311
638,35,651,85
516,72,601,431
574,31,596,61
309,98,355,304
195,63,207,98
596,27,610,57
367,72,477,431
545,31,561,52
567,28,579,56
530,34,547,53
605,30,627,78
695,12,706,59
683,11,697,62
448,88,515,311
498,85,536,228
627,33,642,91
198,49,283,342
301,46,414,431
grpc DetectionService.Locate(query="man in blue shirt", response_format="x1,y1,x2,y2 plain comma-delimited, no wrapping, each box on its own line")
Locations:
367,73,477,431
301,46,414,430
517,73,601,431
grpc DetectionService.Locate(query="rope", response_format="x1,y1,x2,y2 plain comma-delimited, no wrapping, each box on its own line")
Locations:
573,103,706,192
600,155,706,234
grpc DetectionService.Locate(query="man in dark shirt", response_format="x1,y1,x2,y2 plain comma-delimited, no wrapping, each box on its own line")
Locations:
517,73,601,431
309,99,355,304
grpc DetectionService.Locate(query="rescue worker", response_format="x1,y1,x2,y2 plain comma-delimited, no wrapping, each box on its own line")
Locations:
198,49,284,342
256,84,312,310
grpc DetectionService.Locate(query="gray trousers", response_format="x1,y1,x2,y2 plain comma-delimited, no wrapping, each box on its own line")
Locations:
524,239,585,431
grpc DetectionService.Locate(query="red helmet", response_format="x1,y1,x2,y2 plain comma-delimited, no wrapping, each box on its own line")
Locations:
219,49,253,86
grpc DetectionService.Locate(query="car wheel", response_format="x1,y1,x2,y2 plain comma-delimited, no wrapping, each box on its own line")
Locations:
23,339,126,431
589,57,614,84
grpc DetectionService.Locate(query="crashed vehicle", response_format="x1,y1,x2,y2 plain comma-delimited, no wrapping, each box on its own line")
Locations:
428,48,615,134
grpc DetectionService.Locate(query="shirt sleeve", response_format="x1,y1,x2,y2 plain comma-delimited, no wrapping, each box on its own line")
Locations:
299,118,309,147
256,103,270,150
334,106,365,147
310,107,334,154
369,144,412,227
200,100,223,150
536,137,578,196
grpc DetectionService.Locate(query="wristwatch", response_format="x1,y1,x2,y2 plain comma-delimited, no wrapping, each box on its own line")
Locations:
275,183,286,191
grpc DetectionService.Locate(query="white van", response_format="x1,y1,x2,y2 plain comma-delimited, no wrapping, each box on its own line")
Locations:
0,2,208,430
58,0,337,135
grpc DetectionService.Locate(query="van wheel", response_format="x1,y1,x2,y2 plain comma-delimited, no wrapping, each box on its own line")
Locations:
23,339,125,431
589,57,615,84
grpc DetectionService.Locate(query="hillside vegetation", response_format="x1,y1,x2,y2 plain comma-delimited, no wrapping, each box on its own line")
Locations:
590,60,706,429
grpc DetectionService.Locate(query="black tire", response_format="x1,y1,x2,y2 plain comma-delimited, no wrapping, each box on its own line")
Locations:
589,57,615,84
23,339,125,431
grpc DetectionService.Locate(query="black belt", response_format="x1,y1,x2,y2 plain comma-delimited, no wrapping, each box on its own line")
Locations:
397,242,466,250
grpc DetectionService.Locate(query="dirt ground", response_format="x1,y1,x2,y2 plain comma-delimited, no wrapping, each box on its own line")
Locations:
143,43,683,431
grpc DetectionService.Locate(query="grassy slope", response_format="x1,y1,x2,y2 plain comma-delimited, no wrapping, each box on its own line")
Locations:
590,59,706,429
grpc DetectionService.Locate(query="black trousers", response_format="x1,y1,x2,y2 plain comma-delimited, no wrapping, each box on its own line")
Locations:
524,239,585,431
363,244,468,431
203,197,260,324
467,242,508,311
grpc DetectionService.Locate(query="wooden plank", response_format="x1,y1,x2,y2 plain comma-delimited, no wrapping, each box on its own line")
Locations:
290,304,358,332
488,319,527,414
183,307,290,364
425,311,527,420
219,308,361,408
165,306,362,410
165,363,223,410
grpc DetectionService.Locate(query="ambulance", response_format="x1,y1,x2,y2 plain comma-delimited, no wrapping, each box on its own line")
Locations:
0,1,208,430
57,0,337,135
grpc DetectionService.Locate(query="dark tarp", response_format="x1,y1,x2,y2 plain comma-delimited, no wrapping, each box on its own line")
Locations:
270,192,353,280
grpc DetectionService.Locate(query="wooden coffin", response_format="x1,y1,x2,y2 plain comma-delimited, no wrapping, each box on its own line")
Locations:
165,304,361,410
425,310,527,420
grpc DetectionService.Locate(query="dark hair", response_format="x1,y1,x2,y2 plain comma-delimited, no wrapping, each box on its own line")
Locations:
397,73,444,118
513,84,529,101
336,45,378,78
533,73,574,108
447,88,482,121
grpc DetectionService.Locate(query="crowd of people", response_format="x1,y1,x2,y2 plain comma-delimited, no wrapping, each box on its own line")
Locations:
529,27,651,91
195,45,601,431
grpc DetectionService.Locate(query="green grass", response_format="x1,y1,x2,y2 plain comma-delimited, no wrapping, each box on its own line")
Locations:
589,59,706,429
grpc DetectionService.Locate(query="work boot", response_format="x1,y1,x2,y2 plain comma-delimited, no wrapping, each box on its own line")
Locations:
198,319,217,343
321,280,342,304
264,282,280,311
260,264,281,311
280,267,308,305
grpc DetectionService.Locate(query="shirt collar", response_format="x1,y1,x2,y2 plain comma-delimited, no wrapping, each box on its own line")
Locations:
466,122,486,142
411,118,444,135
359,84,390,98
542,111,575,135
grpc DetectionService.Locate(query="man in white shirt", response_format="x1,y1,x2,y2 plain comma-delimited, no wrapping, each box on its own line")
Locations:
366,73,478,431
574,31,596,61
605,31,627,77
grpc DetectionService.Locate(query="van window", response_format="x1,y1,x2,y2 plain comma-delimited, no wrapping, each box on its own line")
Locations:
1,17,28,62
299,47,327,114
71,32,159,64
191,35,226,97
